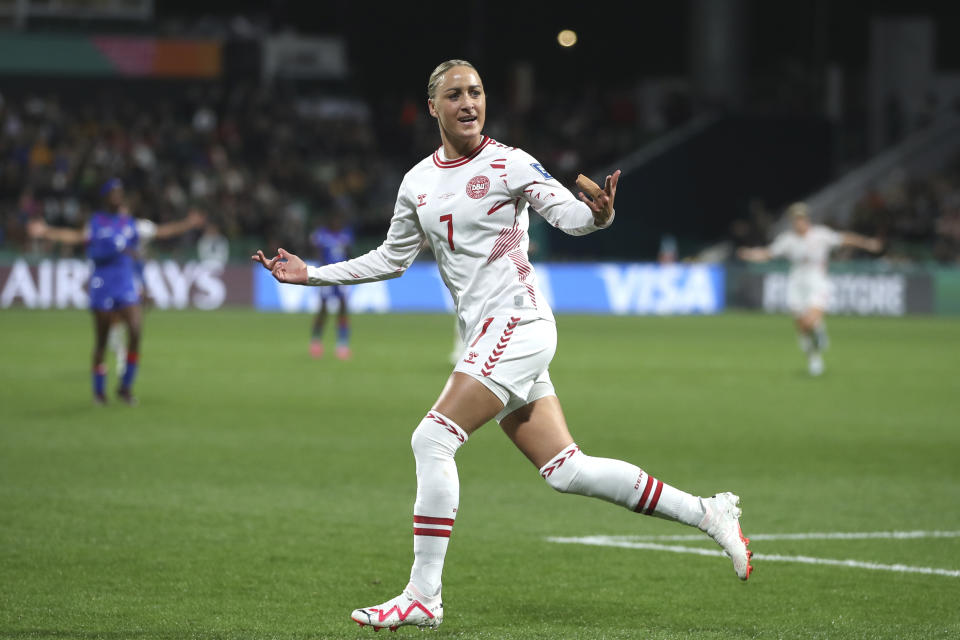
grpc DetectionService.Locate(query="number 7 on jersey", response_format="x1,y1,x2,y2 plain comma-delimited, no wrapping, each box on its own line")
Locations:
440,213,455,251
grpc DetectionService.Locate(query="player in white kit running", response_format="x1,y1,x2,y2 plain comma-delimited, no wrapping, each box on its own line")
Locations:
254,60,752,631
738,203,882,375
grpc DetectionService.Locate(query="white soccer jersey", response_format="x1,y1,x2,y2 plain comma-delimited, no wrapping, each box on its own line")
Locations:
306,136,611,338
769,225,844,278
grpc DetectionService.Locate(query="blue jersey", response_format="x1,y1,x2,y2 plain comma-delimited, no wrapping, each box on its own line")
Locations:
87,211,142,311
310,227,354,265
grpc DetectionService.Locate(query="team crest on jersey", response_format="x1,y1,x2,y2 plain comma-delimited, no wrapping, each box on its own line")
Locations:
466,175,490,199
530,163,553,180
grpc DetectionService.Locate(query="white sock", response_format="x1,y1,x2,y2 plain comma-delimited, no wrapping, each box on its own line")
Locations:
812,322,828,350
798,333,813,354
408,411,467,598
539,444,705,527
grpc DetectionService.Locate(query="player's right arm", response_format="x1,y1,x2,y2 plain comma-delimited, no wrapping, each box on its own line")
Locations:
738,231,788,262
27,220,87,245
253,182,425,286
736,247,773,262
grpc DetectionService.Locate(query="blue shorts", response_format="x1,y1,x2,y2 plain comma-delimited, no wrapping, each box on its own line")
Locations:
89,275,140,312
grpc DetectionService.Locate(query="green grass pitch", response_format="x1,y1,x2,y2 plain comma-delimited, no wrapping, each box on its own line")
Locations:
1,309,958,639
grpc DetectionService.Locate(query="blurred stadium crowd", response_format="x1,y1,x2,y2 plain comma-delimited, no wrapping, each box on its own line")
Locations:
848,160,960,263
2,80,959,263
0,81,663,260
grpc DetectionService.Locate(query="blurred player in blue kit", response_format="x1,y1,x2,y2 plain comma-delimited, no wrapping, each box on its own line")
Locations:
29,179,203,404
309,215,354,360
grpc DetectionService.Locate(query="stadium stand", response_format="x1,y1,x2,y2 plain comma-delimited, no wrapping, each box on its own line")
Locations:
0,80,668,260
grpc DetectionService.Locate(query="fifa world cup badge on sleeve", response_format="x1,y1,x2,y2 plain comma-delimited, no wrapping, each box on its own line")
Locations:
531,163,553,180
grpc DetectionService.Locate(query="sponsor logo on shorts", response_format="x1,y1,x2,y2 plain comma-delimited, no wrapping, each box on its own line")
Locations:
463,351,479,364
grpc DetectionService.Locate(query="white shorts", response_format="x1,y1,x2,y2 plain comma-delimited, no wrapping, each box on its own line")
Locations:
787,274,831,315
454,315,557,423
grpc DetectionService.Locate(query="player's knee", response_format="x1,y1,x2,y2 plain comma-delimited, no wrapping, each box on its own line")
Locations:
410,422,430,455
540,444,585,494
411,412,467,460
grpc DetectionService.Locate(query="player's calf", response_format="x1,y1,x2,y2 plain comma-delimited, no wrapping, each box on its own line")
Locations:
539,445,752,579
539,444,704,525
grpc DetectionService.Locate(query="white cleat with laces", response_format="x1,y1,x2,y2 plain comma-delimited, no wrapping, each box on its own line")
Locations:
698,492,754,580
350,584,443,631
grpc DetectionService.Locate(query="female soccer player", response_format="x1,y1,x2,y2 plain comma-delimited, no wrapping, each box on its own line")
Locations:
738,203,883,376
29,179,204,404
254,60,752,631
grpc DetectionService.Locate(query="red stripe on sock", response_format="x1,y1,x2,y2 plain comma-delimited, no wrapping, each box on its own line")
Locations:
126,352,139,364
644,480,664,515
413,515,455,526
634,475,654,513
413,527,451,538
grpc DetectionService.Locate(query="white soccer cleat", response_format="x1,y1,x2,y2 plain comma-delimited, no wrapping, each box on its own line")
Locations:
350,585,443,631
808,353,824,376
698,492,753,581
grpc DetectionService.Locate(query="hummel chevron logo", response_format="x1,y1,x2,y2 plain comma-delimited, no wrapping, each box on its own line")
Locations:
481,317,520,377
427,411,464,444
540,445,580,478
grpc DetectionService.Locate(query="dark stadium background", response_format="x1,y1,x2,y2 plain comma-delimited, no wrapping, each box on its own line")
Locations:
4,0,960,263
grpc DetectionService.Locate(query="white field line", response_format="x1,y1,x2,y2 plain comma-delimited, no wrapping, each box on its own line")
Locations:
575,529,960,543
546,534,960,578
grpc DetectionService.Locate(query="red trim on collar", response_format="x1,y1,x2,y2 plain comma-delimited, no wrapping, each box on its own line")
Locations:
432,136,491,169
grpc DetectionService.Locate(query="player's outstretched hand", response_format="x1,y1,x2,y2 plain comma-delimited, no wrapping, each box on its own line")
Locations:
576,169,620,227
27,219,48,239
186,208,207,229
252,248,308,285
865,237,884,253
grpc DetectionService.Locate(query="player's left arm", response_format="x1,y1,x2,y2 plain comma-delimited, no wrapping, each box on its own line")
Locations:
507,151,619,236
152,209,206,240
841,232,883,253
